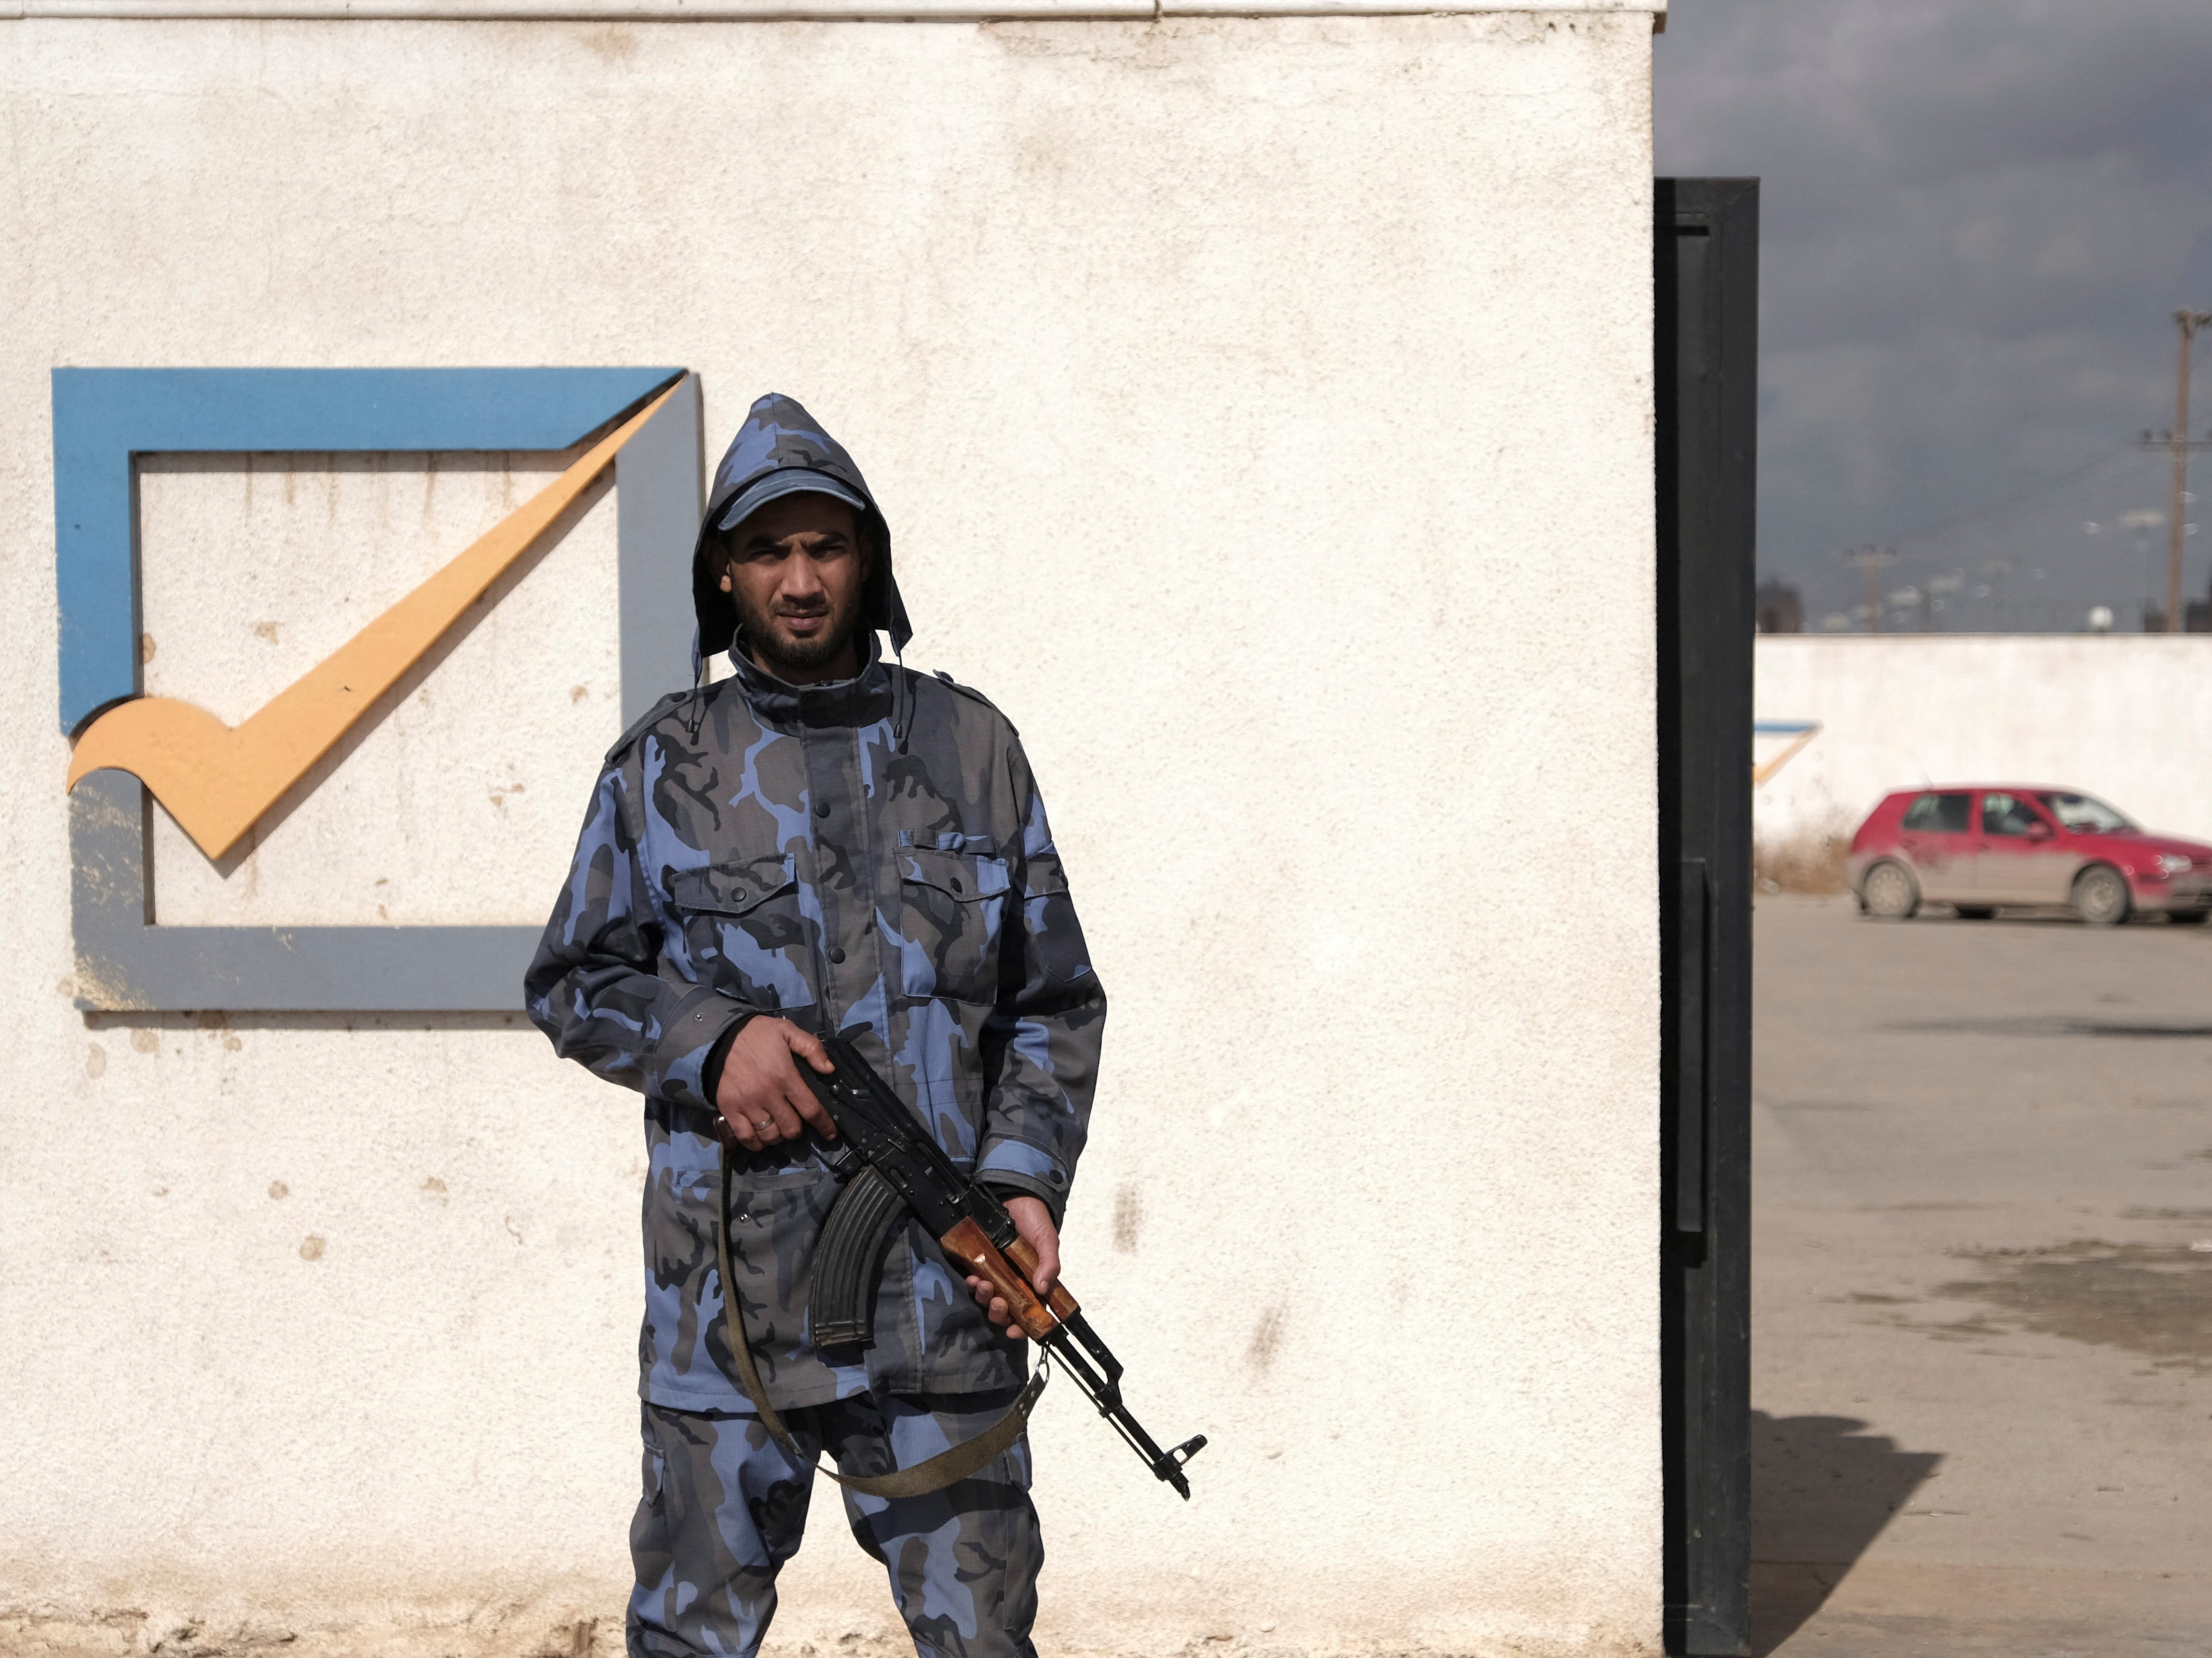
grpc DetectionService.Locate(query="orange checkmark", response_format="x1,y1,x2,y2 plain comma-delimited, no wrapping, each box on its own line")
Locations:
66,383,677,862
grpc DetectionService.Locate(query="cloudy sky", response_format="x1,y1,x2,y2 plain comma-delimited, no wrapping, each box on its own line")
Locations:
1654,0,2212,632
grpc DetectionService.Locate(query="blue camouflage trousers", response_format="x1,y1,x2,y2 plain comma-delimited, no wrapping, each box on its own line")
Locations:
627,1389,1043,1658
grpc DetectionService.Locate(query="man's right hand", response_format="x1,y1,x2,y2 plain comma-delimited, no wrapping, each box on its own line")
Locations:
713,1017,839,1152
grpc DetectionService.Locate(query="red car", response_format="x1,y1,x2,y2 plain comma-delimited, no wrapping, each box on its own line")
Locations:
1847,787,2212,924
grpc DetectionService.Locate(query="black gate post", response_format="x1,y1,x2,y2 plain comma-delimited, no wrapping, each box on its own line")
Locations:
1656,177,1758,1657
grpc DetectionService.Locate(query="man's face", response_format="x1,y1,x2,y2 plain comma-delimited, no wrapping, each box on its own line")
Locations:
717,494,871,680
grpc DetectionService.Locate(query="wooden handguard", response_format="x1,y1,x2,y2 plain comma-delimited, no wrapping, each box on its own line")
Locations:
942,1219,1077,1341
1007,1235,1081,1322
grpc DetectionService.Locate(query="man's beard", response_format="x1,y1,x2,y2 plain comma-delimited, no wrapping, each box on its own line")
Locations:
732,587,863,676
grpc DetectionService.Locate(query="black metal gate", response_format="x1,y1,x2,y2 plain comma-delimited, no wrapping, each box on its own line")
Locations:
1656,177,1759,1658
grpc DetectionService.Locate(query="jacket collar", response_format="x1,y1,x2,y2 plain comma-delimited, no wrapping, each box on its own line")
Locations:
725,630,894,729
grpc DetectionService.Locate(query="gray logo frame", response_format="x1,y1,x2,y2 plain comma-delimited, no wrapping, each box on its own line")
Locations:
67,373,701,1013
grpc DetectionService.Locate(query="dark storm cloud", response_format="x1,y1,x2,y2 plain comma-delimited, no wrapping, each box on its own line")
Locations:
1656,0,2212,630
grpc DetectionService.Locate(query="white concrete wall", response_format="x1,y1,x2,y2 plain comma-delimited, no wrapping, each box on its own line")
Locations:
1756,636,2212,850
0,12,1661,1657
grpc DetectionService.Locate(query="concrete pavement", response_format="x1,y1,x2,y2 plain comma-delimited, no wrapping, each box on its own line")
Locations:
1752,896,2212,1655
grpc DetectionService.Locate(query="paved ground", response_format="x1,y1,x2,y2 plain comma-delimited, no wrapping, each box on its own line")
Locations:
1751,896,2212,1657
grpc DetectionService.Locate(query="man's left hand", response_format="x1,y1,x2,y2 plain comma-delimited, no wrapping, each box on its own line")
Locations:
965,1196,1059,1342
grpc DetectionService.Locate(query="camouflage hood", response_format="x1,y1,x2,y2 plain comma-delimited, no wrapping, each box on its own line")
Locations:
692,393,913,662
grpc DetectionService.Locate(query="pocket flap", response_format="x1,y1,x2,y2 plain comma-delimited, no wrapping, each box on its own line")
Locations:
897,845,1010,903
667,854,798,917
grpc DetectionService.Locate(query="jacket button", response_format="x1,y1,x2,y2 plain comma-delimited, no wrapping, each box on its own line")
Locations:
950,877,964,894
829,947,846,964
815,800,830,818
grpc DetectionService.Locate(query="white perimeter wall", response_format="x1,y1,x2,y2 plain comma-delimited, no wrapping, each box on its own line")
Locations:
1757,636,2212,848
0,14,1660,1658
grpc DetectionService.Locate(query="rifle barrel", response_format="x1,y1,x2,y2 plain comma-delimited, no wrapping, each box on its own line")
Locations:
1042,1325,1204,1499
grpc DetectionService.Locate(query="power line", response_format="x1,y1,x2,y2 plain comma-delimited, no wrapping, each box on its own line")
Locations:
1873,441,2142,550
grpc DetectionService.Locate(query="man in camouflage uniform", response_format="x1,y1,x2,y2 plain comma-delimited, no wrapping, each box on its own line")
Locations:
525,394,1105,1658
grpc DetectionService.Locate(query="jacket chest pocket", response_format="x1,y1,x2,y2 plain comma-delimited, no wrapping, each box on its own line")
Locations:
893,844,1011,1006
665,854,815,1012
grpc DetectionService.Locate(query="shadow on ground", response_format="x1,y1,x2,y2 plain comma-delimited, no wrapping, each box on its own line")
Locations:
1749,1411,1942,1655
1889,1016,2212,1039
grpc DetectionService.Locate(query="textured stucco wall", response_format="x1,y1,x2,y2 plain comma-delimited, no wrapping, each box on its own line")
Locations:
1756,637,2212,851
0,13,1659,1656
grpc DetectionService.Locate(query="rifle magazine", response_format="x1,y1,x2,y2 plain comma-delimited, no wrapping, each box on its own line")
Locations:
809,1164,907,1348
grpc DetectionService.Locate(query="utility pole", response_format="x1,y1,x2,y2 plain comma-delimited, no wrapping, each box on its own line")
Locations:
1846,544,1898,633
2119,508,2165,629
2161,311,2212,633
1981,557,2014,630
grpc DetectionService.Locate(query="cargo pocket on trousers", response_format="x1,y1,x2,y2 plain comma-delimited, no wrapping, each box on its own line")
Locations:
630,1407,673,1580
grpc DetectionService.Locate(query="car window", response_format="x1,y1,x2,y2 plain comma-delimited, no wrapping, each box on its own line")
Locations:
1980,792,2047,838
2037,791,2136,834
1901,792,1970,833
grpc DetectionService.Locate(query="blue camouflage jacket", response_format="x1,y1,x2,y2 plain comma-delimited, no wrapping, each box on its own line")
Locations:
525,395,1106,1411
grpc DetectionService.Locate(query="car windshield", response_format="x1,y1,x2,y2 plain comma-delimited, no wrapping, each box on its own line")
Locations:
2036,791,2136,834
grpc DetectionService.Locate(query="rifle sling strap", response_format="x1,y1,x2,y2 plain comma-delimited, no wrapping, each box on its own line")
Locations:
717,1144,1046,1499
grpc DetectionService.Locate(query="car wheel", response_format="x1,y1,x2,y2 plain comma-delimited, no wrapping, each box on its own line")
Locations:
2072,865,2132,927
2168,909,2209,925
1953,906,1995,920
1862,860,1919,920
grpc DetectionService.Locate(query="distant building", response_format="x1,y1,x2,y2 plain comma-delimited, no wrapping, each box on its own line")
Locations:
2143,571,2212,633
1755,580,1804,634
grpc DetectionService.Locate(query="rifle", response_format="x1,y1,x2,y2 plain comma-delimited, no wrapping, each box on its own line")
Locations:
799,1030,1206,1499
